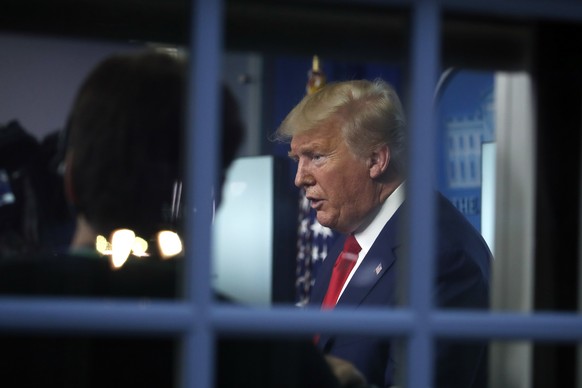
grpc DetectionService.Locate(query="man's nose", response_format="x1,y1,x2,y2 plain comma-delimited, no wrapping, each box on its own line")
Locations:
294,161,313,188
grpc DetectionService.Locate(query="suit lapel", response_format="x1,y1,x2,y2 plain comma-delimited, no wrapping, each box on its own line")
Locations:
314,208,405,352
336,207,404,308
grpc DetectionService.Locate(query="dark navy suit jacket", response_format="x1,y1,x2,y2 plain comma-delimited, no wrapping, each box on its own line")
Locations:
310,192,492,387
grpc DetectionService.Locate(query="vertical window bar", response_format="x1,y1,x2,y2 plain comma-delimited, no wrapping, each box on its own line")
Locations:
181,0,224,387
578,78,582,388
407,0,441,387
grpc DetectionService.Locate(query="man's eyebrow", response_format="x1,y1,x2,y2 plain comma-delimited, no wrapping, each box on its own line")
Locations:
289,143,323,160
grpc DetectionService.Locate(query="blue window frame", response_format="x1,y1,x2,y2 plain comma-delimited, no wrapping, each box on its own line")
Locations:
1,1,582,388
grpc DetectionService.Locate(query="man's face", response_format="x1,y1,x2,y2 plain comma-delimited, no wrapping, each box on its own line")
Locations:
289,118,379,234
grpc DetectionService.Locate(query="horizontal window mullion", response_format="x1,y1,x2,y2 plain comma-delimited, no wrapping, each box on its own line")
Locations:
1,299,581,341
211,305,416,336
0,298,195,335
433,310,582,341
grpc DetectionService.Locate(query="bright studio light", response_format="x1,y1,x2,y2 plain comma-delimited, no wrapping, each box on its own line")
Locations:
110,229,136,268
95,228,182,268
157,230,183,258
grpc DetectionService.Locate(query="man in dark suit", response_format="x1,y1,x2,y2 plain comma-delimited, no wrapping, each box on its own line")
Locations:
276,79,492,387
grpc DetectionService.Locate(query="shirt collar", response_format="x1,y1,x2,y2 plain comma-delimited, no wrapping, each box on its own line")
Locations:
354,181,406,254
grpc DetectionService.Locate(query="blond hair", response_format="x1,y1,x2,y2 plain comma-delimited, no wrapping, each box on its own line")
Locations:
275,79,407,176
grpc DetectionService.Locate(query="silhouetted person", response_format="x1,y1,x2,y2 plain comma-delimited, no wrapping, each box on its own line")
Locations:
0,50,363,388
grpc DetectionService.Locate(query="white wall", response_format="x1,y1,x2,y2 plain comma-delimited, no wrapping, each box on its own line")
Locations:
212,156,274,306
0,33,264,159
0,33,142,139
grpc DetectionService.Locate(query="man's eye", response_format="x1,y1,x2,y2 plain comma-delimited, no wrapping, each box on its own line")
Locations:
312,154,323,161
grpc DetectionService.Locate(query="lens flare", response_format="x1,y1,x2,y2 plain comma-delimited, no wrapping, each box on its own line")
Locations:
157,230,183,258
110,229,135,268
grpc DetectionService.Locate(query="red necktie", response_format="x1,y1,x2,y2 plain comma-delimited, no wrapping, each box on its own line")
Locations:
321,235,361,309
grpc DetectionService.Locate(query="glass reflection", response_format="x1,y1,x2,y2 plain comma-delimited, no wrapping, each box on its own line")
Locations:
94,229,183,269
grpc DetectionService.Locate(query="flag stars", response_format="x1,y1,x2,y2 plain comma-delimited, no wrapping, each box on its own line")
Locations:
300,218,310,235
310,221,333,239
312,245,320,262
296,191,335,304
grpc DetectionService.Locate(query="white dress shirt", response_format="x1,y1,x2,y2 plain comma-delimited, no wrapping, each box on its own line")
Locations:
338,182,406,300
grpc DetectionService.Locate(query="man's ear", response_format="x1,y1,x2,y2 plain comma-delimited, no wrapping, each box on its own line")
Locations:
368,145,390,179
64,152,77,205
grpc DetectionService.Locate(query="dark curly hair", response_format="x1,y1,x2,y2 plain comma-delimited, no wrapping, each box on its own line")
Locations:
67,50,244,238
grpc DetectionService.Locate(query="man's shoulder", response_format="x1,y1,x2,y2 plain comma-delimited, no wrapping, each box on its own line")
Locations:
434,192,482,235
0,251,178,298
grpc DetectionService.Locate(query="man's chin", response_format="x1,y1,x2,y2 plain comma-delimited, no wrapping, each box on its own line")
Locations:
314,214,332,229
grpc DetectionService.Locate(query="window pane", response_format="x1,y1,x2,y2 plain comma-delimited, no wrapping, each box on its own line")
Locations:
0,35,186,302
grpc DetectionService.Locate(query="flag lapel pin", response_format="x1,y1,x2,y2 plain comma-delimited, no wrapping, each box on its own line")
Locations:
375,263,383,275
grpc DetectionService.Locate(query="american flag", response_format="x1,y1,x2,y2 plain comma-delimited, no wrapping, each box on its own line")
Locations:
295,55,336,306
295,190,335,306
